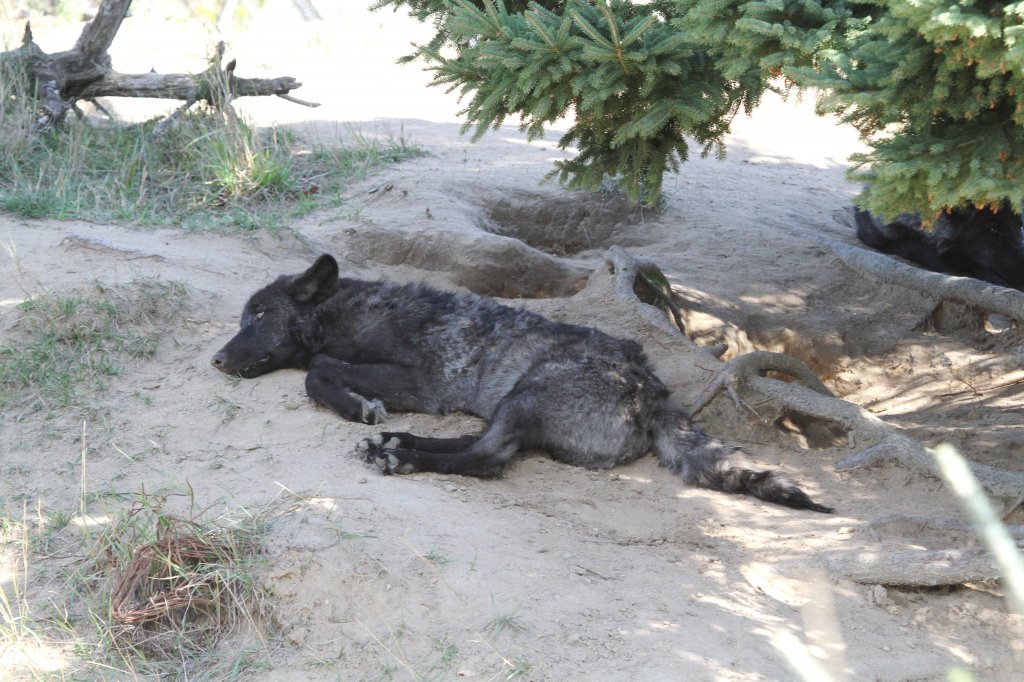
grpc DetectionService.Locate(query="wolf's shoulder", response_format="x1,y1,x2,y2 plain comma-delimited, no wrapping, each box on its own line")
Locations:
315,278,516,329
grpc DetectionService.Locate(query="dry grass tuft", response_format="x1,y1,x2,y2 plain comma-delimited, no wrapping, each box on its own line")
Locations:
104,508,263,655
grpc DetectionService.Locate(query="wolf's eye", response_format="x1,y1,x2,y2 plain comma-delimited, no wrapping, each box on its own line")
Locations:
256,311,265,320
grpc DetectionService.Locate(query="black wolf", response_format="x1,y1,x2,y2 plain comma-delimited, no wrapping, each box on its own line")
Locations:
854,203,1024,291
212,254,832,513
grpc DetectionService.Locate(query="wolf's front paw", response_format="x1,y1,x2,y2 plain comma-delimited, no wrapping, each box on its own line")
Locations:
360,398,388,425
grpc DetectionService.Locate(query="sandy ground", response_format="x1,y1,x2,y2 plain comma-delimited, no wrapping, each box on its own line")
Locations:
3,3,1024,680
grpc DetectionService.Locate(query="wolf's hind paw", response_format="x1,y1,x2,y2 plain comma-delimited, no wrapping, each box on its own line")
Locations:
356,433,384,461
374,452,417,475
356,433,415,473
356,432,401,459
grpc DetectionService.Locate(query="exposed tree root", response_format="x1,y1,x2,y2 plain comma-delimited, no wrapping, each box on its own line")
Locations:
604,245,691,339
687,351,834,419
623,239,1024,500
816,547,1008,587
812,234,1024,328
604,246,1018,494
834,440,1024,502
599,246,1024,588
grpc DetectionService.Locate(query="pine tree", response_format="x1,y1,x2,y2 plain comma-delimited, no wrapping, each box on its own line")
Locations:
383,0,768,203
804,0,1024,220
381,0,1024,219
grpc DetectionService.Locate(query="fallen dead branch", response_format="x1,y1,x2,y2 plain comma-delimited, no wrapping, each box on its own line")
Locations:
1,0,317,132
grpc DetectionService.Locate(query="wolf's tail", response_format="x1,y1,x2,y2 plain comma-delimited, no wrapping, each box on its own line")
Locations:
652,410,833,513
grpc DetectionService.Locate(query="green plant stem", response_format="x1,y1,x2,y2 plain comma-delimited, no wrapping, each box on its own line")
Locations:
934,443,1024,618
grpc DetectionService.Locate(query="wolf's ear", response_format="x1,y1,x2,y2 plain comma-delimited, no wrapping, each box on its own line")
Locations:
288,254,339,303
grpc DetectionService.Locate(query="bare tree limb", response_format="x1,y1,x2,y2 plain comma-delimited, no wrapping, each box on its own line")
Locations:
277,92,321,107
77,71,307,101
0,0,317,132
71,0,131,58
152,97,199,136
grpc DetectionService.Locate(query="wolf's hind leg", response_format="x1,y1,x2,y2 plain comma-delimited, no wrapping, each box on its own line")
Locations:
357,432,484,474
357,408,522,478
357,432,479,458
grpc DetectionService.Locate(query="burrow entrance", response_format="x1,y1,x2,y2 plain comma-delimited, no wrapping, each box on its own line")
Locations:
480,190,656,256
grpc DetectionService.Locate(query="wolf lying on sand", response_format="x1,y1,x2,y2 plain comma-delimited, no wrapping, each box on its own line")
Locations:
212,254,832,513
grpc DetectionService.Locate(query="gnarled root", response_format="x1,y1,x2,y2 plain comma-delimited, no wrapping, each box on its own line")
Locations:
677,334,1024,502
835,439,1024,503
602,247,1023,499
866,514,1024,542
605,245,690,338
599,246,1024,588
813,233,1024,329
687,351,834,419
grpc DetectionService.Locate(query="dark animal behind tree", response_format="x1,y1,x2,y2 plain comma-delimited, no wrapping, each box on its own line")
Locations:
211,254,832,513
854,202,1024,291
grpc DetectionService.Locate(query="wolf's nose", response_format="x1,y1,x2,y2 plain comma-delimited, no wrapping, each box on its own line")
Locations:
211,351,226,368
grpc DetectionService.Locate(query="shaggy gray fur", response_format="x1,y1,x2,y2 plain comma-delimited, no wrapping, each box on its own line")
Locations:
213,254,832,513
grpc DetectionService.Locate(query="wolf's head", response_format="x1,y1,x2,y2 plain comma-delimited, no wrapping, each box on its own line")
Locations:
211,254,339,377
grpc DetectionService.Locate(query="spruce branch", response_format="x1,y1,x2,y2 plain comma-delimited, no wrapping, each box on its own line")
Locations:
378,0,1024,217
